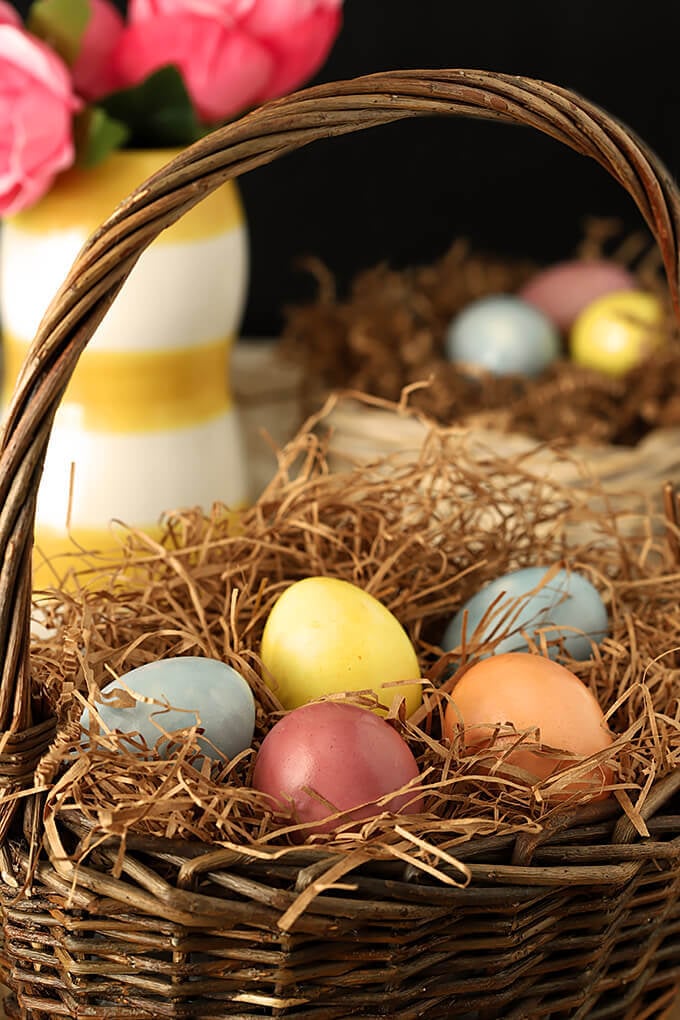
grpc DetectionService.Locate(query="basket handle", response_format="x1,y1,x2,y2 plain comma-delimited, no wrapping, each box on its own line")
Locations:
1,68,679,740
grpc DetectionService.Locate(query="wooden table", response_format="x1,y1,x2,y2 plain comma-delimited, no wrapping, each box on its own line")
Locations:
231,338,307,499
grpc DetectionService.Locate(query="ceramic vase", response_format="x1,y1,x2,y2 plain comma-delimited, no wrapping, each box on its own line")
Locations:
0,149,249,583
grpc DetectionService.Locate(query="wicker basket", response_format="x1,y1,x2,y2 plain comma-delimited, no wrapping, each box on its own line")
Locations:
274,95,680,508
2,70,680,1020
319,392,680,519
313,410,680,536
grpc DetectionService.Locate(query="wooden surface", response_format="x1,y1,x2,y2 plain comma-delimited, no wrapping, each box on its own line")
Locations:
232,338,306,498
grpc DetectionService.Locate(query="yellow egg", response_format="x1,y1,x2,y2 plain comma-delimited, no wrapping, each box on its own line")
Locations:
569,289,666,376
260,577,422,714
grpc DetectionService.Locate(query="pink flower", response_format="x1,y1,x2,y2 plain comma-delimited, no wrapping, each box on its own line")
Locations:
0,2,21,27
0,25,81,215
72,0,126,101
129,0,342,25
113,14,274,123
130,0,255,20
119,0,343,122
239,0,343,36
249,2,342,101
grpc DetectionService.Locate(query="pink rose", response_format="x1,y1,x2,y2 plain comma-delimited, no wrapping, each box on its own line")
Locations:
72,0,126,101
0,2,21,27
239,0,342,35
249,3,342,101
129,0,254,20
113,15,274,123
120,0,343,121
129,0,341,25
0,25,81,215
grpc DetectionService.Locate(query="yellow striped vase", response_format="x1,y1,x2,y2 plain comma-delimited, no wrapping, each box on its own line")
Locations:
0,149,249,585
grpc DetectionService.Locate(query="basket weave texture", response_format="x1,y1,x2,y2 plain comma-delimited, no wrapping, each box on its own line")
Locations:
1,70,680,1019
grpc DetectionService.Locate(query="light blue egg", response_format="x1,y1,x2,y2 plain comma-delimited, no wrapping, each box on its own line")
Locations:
81,656,256,760
445,294,561,377
442,566,609,661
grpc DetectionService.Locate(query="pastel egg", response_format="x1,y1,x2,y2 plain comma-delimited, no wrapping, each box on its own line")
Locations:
443,652,613,797
441,566,608,661
445,294,560,377
569,289,667,376
252,701,423,833
260,576,422,715
518,259,637,331
81,656,256,760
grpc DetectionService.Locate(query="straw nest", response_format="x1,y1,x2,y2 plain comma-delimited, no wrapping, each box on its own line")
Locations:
278,221,680,447
22,406,680,907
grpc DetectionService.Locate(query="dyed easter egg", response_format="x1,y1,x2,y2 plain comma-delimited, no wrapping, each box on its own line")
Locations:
252,701,423,832
81,656,256,760
444,294,560,377
443,652,613,797
441,566,608,661
260,576,422,715
570,289,666,376
518,259,636,331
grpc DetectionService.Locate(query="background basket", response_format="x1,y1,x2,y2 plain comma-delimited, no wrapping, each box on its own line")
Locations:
319,391,680,516
1,70,680,1019
268,95,680,507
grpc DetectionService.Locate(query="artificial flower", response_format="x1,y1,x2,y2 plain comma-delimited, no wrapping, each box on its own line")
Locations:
0,23,81,215
119,0,343,114
113,13,274,123
72,0,126,100
0,0,343,214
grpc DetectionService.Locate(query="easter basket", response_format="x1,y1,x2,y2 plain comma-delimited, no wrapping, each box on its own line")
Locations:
277,223,680,491
275,121,680,509
2,69,680,1020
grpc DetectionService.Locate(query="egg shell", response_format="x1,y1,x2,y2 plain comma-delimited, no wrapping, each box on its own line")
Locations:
569,288,666,376
444,294,560,377
260,576,422,714
441,566,608,661
443,652,613,797
518,259,637,331
81,656,256,761
252,701,423,833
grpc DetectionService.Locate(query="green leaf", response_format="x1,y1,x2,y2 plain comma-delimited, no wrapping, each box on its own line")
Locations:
99,66,208,149
75,107,130,169
27,0,91,66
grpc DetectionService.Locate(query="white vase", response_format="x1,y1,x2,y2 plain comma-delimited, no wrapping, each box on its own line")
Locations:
0,148,249,584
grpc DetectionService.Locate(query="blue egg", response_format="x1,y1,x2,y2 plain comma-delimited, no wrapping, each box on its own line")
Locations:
442,566,609,661
445,294,560,377
81,656,256,760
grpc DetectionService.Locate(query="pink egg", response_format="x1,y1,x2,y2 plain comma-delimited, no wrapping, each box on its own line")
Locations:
252,701,423,833
519,259,637,332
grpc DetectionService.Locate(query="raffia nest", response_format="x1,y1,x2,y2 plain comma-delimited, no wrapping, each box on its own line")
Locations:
26,405,680,904
279,221,680,447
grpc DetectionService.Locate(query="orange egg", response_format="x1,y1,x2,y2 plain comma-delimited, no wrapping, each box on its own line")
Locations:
443,652,613,798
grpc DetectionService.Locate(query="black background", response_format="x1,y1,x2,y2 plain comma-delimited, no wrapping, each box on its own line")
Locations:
13,1,680,336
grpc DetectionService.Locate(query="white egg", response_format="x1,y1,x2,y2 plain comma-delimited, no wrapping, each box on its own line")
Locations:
445,294,560,377
442,566,609,661
81,656,256,760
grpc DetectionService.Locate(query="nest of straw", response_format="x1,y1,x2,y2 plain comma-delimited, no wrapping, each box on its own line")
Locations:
279,221,680,446
26,409,680,888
